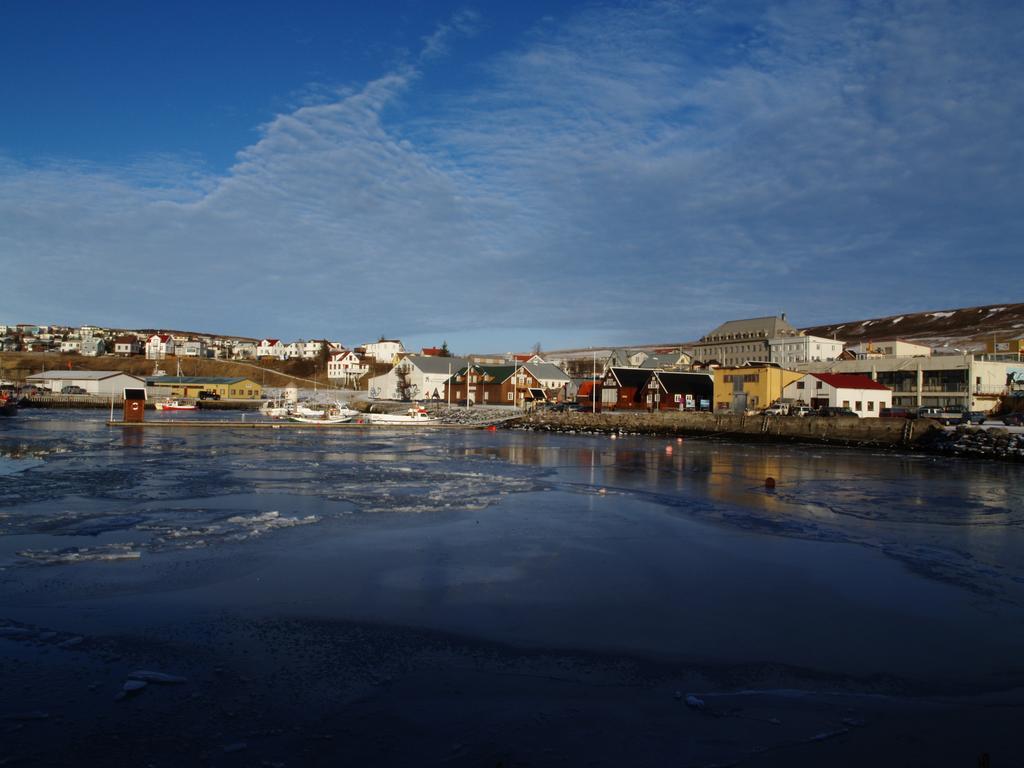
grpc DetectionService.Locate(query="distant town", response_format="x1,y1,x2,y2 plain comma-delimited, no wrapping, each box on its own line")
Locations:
2,307,1023,418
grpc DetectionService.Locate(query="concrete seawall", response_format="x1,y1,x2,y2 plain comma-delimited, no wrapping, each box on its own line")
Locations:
19,396,262,410
516,411,938,448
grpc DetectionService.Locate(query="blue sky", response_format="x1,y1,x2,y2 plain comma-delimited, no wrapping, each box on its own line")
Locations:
1,1,1021,353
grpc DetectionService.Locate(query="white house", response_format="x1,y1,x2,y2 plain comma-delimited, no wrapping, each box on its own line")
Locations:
27,370,147,396
368,355,468,401
522,362,572,396
363,339,405,363
296,339,338,359
327,350,369,386
257,339,286,359
769,335,845,366
231,341,258,360
59,340,82,353
146,334,175,359
783,372,892,417
80,338,105,357
178,340,207,358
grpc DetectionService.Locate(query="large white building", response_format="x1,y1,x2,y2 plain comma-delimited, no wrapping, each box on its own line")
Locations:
369,355,467,401
847,340,932,358
769,335,844,366
796,354,1015,412
362,339,405,363
783,372,892,417
27,370,147,396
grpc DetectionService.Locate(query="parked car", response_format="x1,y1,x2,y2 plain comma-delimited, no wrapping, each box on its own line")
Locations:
60,385,86,395
816,406,859,417
789,405,812,417
762,404,788,416
1002,413,1024,427
916,406,945,420
966,411,989,425
198,390,221,401
880,406,915,419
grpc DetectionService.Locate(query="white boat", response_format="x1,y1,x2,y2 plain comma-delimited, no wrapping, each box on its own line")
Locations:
259,399,291,418
285,401,355,424
154,398,197,412
286,412,352,425
293,401,359,419
363,406,440,425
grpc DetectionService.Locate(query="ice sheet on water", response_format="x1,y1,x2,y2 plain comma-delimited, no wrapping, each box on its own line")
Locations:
16,543,142,565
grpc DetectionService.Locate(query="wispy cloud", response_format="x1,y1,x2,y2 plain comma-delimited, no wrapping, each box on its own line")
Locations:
1,1,1022,347
420,9,480,61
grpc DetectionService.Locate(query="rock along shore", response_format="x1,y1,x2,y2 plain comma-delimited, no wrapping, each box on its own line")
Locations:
512,411,1023,462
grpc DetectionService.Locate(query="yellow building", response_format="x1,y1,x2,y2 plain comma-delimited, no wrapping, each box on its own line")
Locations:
986,338,1024,358
146,376,262,400
712,364,803,412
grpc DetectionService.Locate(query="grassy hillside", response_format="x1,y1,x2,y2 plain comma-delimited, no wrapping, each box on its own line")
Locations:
0,353,336,388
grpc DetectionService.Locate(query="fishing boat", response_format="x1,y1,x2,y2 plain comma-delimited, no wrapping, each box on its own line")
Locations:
292,401,359,419
285,401,354,424
259,398,291,418
154,398,198,412
362,406,439,425
0,393,16,417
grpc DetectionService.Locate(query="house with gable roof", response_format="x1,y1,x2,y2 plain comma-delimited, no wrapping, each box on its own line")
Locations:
600,367,653,410
146,334,175,359
444,364,544,406
368,354,469,401
327,349,370,386
257,339,286,359
783,372,892,417
645,371,714,411
521,362,571,399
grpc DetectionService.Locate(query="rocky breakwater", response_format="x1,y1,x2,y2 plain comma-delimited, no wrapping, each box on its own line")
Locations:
515,411,941,449
921,425,1024,461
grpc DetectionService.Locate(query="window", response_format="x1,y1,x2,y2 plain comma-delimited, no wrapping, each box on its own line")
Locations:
816,381,823,389
855,401,862,411
507,392,513,401
796,381,805,389
867,401,874,411
843,400,850,408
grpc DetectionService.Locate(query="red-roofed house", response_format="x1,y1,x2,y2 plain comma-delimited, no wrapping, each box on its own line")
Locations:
145,334,175,360
257,339,285,359
783,372,892,417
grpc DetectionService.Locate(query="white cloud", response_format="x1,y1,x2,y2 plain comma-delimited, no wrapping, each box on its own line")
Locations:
1,1,1022,345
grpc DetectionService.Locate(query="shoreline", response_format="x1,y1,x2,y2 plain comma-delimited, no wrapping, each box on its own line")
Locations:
511,411,1024,461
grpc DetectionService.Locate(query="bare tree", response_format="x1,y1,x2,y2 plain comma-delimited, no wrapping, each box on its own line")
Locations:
395,365,418,401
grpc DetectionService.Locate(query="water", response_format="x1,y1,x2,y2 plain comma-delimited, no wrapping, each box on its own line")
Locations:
2,409,1023,765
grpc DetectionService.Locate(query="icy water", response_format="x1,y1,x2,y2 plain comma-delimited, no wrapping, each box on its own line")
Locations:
2,409,1024,766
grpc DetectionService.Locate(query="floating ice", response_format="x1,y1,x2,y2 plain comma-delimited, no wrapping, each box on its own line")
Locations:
16,545,141,565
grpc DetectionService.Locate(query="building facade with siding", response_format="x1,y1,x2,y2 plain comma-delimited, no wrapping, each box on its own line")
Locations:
783,373,892,417
693,315,800,366
712,364,804,413
146,376,262,400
